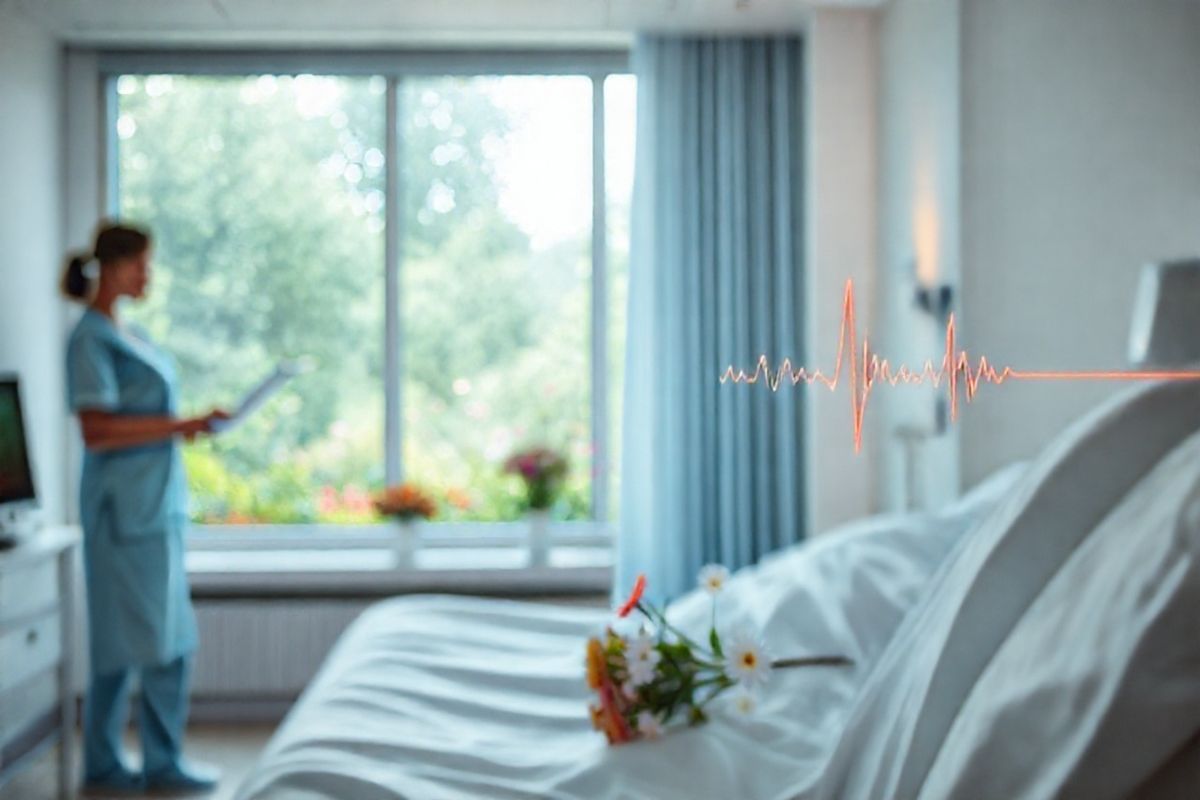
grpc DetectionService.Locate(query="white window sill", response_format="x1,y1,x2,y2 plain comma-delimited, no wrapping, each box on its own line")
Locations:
186,519,611,548
186,521,614,598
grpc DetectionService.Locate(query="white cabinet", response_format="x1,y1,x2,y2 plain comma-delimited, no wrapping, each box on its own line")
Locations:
0,528,81,800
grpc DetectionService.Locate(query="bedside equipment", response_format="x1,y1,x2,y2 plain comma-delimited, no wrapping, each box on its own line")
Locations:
0,527,81,800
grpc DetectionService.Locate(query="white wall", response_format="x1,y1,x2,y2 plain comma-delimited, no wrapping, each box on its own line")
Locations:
959,0,1200,485
0,3,66,523
874,0,961,511
806,8,880,533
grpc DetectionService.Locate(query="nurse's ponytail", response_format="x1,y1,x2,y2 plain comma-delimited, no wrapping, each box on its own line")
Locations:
61,222,152,303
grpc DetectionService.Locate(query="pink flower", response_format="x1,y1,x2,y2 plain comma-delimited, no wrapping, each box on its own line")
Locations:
317,486,339,515
342,484,372,513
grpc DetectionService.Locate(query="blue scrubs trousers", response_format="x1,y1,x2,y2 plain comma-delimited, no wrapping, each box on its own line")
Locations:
83,655,193,782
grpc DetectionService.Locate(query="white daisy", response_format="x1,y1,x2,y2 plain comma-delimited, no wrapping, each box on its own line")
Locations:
626,658,656,686
731,689,757,716
698,564,731,595
636,710,664,739
627,632,658,662
723,630,772,689
624,632,661,686
621,680,639,700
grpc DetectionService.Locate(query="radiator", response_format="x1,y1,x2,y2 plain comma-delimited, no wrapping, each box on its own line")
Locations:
191,599,371,700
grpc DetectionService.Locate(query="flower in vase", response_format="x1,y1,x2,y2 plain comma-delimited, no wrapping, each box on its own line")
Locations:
373,482,437,522
502,445,569,511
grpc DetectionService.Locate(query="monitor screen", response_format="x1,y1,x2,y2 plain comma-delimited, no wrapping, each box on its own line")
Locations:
0,377,36,506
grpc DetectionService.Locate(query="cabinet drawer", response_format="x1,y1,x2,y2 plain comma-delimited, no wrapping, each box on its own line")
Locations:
0,610,61,693
0,669,57,748
0,557,58,624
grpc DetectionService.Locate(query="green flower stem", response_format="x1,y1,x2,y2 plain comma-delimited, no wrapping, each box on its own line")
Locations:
636,602,701,650
771,656,854,668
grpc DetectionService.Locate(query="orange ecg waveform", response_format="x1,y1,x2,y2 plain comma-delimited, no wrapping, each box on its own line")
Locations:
719,279,1200,452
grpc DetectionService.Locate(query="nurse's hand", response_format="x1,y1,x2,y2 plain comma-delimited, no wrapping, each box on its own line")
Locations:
202,408,232,433
176,417,211,442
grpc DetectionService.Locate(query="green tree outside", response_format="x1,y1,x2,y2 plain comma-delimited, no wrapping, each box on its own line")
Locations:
116,73,630,526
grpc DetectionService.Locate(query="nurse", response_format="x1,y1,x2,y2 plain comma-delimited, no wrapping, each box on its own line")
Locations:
62,222,227,796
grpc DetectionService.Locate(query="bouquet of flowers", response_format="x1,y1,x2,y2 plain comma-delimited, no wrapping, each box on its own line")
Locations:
586,568,852,745
502,445,569,510
373,483,437,522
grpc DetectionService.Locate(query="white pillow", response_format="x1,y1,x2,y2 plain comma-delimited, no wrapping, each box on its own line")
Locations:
812,378,1200,800
917,431,1200,799
666,461,1026,667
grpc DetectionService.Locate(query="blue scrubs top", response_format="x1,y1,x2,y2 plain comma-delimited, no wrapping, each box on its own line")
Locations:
66,309,197,675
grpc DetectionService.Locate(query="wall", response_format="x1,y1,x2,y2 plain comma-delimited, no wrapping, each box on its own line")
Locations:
959,0,1200,485
0,3,65,523
806,8,880,533
874,0,961,511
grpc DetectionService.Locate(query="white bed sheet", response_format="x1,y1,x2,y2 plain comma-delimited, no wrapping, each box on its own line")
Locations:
234,467,1021,800
811,379,1200,800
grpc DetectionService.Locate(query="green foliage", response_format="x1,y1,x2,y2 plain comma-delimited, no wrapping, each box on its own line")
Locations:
117,74,622,525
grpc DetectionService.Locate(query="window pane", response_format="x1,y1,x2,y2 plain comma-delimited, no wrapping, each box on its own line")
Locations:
400,75,593,521
116,74,386,524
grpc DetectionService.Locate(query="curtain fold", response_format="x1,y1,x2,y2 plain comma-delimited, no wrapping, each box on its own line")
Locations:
618,36,806,601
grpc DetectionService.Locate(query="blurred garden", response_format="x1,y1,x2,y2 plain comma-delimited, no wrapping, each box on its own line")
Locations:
116,73,632,525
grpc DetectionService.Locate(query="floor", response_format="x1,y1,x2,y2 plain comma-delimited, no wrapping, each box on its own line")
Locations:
1,723,275,800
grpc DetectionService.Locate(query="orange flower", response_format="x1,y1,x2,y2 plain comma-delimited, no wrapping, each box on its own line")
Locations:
588,683,634,744
374,482,437,520
596,680,634,744
616,574,646,618
586,637,607,690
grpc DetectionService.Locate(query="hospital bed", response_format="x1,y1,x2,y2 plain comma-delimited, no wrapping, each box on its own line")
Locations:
235,261,1200,800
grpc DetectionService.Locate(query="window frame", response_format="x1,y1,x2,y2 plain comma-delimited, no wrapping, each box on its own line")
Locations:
99,48,630,546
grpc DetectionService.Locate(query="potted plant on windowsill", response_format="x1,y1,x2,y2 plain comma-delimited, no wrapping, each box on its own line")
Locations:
373,483,437,567
503,446,569,567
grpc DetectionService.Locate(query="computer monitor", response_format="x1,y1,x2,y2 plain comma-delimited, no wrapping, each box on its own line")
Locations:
0,375,37,542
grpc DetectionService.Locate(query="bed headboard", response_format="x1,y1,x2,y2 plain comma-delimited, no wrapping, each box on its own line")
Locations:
1128,258,1200,367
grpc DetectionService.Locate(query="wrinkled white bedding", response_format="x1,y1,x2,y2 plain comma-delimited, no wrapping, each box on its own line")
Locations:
813,379,1200,800
919,430,1200,799
236,378,1200,800
234,467,1023,800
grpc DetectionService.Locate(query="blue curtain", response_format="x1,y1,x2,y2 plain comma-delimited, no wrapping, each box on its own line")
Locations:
617,36,807,602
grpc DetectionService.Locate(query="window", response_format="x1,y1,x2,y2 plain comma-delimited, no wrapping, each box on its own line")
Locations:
110,59,635,529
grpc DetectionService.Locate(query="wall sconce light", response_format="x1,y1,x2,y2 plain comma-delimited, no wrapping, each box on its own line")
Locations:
913,274,955,434
914,282,954,324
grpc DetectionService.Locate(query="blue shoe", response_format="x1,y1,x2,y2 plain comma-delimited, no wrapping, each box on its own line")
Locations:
80,766,145,796
144,760,222,796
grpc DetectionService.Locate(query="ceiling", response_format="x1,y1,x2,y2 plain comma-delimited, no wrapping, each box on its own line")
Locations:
15,0,883,47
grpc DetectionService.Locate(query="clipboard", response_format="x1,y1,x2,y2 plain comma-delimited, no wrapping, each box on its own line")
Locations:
209,358,314,433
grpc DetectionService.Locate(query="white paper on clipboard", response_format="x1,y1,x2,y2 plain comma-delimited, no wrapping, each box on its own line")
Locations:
209,358,313,433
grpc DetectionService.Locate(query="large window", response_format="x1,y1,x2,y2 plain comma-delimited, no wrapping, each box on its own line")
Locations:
111,61,634,528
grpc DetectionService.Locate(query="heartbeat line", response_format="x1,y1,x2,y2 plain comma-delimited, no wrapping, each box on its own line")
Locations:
719,279,1200,452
